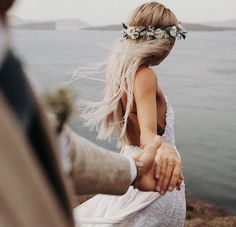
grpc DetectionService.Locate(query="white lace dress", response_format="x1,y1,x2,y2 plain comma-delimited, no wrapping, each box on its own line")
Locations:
74,96,186,227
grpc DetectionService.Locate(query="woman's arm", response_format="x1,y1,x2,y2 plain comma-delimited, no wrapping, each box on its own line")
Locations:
134,68,158,148
134,68,183,194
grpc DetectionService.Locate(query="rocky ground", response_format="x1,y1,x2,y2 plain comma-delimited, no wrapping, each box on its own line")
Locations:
72,194,236,226
185,196,236,227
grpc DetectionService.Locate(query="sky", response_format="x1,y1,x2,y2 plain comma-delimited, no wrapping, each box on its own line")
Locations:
10,0,236,26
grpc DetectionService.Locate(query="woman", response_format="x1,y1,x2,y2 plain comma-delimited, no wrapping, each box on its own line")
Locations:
74,2,187,226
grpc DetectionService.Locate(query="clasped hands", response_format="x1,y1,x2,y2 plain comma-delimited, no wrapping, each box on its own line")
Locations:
132,136,183,195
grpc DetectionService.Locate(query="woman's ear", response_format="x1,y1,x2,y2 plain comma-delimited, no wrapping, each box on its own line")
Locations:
0,0,15,16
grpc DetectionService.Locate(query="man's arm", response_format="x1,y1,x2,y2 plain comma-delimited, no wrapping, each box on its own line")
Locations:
63,126,132,195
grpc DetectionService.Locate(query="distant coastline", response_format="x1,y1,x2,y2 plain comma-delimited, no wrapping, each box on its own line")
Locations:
9,15,236,31
9,16,90,30
82,23,236,32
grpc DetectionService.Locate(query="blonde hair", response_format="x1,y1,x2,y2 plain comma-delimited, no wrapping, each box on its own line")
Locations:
79,2,178,145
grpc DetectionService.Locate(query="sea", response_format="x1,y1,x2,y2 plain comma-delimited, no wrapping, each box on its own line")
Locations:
11,29,236,214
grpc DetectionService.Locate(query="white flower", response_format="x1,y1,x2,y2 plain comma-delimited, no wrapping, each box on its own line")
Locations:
170,26,178,38
146,27,156,39
126,27,136,36
130,31,140,40
147,31,154,35
154,28,166,39
177,23,187,38
177,23,184,31
124,26,140,40
140,30,146,37
177,33,183,40
164,32,170,38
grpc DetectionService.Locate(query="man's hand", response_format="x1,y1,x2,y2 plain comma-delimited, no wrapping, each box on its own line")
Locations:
132,136,161,191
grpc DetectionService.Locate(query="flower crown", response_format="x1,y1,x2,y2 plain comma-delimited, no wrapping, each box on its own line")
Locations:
122,22,187,41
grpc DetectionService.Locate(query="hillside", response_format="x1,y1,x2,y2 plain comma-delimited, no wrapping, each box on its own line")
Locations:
9,16,236,32
55,19,90,30
9,15,90,30
13,21,56,30
8,15,28,26
83,23,236,32
207,19,236,28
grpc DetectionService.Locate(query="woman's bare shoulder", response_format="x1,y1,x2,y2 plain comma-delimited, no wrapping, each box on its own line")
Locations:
135,67,158,92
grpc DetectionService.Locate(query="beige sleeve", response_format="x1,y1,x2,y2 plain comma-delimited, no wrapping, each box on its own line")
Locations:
63,126,132,195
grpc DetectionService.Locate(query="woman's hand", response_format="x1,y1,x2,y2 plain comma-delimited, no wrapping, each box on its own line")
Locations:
154,142,184,195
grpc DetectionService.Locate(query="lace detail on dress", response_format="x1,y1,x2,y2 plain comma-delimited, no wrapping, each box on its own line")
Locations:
122,186,186,227
161,95,176,147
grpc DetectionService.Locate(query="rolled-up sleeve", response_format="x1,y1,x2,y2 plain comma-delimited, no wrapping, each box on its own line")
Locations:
62,126,132,195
